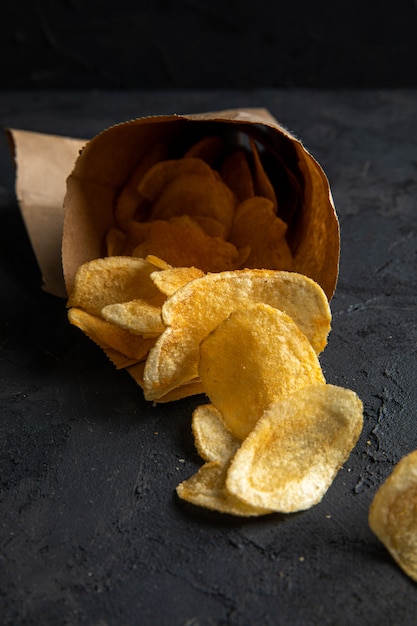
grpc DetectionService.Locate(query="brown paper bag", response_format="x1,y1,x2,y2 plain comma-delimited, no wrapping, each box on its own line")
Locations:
7,128,86,297
8,108,339,300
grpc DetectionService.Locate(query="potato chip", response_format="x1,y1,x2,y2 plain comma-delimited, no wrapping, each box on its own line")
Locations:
250,137,278,212
148,172,236,232
101,298,166,336
105,227,126,256
220,148,255,202
192,404,240,464
68,307,156,361
126,362,203,401
143,270,331,401
176,461,272,516
137,157,218,203
144,255,172,270
172,215,228,239
369,450,417,582
199,304,326,440
226,384,363,511
114,142,167,228
67,256,162,316
154,379,204,403
230,196,294,270
132,220,240,273
150,266,205,297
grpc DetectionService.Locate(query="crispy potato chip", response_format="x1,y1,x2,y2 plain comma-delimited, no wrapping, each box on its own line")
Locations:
114,142,167,228
150,266,205,297
105,227,126,256
168,214,207,234
68,307,156,361
126,362,203,401
226,384,363,511
192,404,240,464
230,196,293,270
143,270,331,401
250,137,278,212
144,255,172,270
369,450,417,582
67,256,163,316
171,214,228,239
101,298,166,336
176,461,272,517
199,304,326,440
183,135,225,165
104,349,141,370
148,173,236,232
154,379,204,403
120,220,152,254
137,157,218,203
132,220,240,273
220,148,255,202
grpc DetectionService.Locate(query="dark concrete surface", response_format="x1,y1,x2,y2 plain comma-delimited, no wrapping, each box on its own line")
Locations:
1,90,417,625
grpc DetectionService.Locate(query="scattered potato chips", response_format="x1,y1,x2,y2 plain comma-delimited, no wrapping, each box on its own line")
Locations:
199,304,326,440
226,384,363,512
176,461,272,517
369,450,417,582
143,269,331,401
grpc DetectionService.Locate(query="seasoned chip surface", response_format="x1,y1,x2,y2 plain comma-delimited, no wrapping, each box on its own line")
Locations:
369,450,417,582
226,384,363,512
199,304,326,440
143,270,331,401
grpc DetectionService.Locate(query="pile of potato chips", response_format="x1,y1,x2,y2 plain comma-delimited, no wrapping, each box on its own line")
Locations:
103,134,295,274
65,130,364,516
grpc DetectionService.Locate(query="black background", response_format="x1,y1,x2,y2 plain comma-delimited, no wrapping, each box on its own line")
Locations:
3,0,417,89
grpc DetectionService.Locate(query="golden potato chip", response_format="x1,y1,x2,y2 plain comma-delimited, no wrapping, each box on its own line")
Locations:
199,304,326,440
137,157,218,203
226,384,363,511
144,255,172,270
105,227,126,256
154,379,204,403
67,256,162,316
101,298,166,336
68,307,156,361
168,214,208,234
176,461,272,516
114,141,167,228
120,220,151,254
249,137,278,212
183,135,225,165
126,362,203,401
220,148,255,202
172,215,228,239
148,173,236,232
230,196,293,270
143,270,331,401
369,450,417,582
103,348,140,370
192,404,240,464
150,266,205,297
132,220,240,273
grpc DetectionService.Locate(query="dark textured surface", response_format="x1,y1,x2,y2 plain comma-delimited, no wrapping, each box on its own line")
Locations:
3,1,417,89
1,90,417,625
